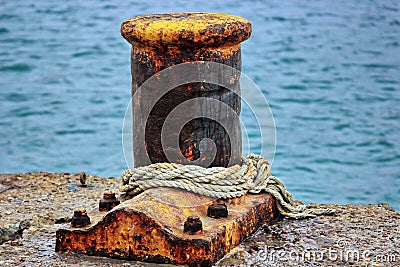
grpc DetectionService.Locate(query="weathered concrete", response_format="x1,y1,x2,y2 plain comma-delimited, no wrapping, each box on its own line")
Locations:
0,173,399,267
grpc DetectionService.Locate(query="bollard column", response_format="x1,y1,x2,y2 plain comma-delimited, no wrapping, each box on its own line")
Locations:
56,13,277,267
121,12,251,167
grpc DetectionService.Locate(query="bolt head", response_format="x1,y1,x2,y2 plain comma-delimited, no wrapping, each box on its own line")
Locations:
184,216,202,234
207,203,228,218
103,191,116,199
71,208,90,227
187,216,200,223
73,207,87,217
99,193,120,212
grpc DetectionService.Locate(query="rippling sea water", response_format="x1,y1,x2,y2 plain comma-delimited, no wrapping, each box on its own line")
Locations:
1,1,399,210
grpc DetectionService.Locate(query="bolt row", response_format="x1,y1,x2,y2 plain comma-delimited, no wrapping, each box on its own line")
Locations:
70,191,120,227
184,202,229,234
70,192,229,234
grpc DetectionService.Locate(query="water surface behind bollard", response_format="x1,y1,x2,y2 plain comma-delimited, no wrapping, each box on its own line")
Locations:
121,12,252,168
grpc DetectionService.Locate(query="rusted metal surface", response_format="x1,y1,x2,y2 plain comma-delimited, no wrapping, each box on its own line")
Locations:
183,216,203,234
78,171,87,188
56,188,276,266
99,192,120,212
55,13,271,267
70,208,90,228
207,203,228,219
120,13,252,168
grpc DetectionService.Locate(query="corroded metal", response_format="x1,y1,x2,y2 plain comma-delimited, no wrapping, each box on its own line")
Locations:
207,203,228,218
56,188,276,267
121,13,251,48
184,216,203,234
99,192,120,212
70,208,90,228
55,13,276,267
121,12,252,168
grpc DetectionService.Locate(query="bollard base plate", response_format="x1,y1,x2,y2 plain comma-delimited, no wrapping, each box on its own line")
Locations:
56,188,276,267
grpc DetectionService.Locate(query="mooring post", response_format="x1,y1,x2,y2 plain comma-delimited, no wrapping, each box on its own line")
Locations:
56,13,278,267
120,12,252,168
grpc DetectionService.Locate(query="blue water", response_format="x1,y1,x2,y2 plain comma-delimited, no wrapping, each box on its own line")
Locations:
1,1,399,210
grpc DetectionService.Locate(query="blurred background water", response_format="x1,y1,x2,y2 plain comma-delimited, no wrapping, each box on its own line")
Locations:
1,1,399,210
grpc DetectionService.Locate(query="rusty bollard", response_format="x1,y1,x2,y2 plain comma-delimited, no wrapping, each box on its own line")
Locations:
70,208,90,228
121,12,252,168
55,14,280,267
99,191,120,211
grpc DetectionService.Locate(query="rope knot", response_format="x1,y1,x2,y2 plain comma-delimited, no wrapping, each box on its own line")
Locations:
120,154,335,219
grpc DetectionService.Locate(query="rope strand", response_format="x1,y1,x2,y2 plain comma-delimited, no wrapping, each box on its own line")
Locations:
120,154,335,219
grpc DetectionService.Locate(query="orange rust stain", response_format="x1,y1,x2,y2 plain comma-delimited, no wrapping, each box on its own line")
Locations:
56,188,276,267
132,42,241,73
183,142,197,161
123,12,250,73
121,12,251,48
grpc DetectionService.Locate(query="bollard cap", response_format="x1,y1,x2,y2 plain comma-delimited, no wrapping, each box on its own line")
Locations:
121,12,251,48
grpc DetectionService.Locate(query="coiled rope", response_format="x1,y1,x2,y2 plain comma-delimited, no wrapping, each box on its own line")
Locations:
120,154,335,219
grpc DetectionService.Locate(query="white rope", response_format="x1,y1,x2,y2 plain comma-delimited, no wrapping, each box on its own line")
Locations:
120,154,335,219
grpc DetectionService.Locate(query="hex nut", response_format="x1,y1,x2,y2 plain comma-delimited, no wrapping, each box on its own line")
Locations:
207,203,228,218
183,216,202,234
99,191,120,211
71,208,90,227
